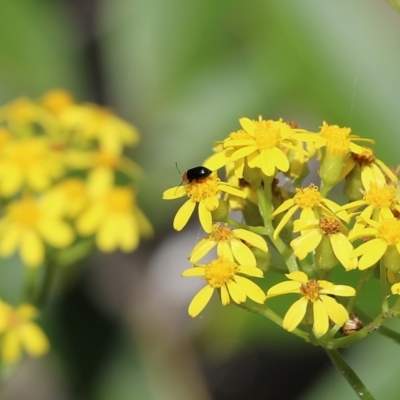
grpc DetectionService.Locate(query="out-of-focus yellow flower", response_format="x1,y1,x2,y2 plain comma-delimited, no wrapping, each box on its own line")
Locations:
163,171,245,233
0,196,74,267
59,104,139,154
0,302,49,363
291,216,357,271
41,89,75,115
0,138,65,196
76,186,152,252
182,256,266,317
266,271,355,336
189,223,268,267
271,184,349,239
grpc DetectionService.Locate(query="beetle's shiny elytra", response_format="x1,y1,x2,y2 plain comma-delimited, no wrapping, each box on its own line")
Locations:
183,166,212,183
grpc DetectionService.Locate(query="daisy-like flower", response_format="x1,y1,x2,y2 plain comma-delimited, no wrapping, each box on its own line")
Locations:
271,184,349,239
350,214,400,271
266,271,355,336
76,186,153,252
0,138,65,197
219,117,309,178
41,89,75,116
58,104,139,154
189,223,268,267
163,171,245,233
342,147,397,191
299,122,373,189
182,256,266,317
0,196,74,268
0,302,49,363
291,215,357,271
342,183,400,235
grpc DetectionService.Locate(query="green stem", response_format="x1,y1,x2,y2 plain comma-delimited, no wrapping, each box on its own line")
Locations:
34,258,57,306
23,268,39,303
379,260,388,308
236,302,310,341
324,348,375,400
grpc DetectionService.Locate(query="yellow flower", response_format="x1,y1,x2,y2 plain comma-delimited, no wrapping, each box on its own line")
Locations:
221,117,308,178
163,171,245,233
0,196,74,268
41,89,75,115
46,178,89,219
182,256,266,317
59,104,139,154
350,215,400,271
271,184,349,239
291,216,357,271
342,183,400,235
266,271,355,336
0,138,65,196
190,223,268,267
0,302,49,363
76,186,153,252
342,147,397,191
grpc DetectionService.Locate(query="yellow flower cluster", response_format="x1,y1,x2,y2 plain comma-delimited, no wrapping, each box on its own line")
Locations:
0,90,152,364
164,116,400,339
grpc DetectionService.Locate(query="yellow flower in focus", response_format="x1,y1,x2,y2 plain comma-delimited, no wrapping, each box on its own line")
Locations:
0,196,74,267
0,302,49,363
76,186,153,252
350,215,400,271
342,183,400,235
271,184,349,239
182,256,266,317
0,138,65,196
291,216,357,271
59,104,139,154
266,271,355,336
163,172,245,233
190,223,268,267
221,117,308,178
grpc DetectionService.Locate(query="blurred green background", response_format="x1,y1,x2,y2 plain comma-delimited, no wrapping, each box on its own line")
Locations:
1,1,400,399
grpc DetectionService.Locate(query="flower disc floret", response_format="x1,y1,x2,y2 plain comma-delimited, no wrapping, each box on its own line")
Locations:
182,256,266,317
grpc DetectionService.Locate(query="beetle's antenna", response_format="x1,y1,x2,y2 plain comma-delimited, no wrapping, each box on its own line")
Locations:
174,162,185,195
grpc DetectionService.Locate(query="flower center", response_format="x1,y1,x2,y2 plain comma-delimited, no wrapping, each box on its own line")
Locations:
204,257,238,288
9,198,41,227
95,150,121,168
252,119,290,149
319,216,341,235
319,122,351,154
377,218,400,245
7,310,22,328
300,279,320,302
107,188,133,212
209,223,233,242
294,184,322,208
363,183,396,208
351,147,375,165
185,173,220,202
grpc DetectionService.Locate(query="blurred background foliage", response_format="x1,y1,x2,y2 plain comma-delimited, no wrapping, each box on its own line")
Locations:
1,1,400,399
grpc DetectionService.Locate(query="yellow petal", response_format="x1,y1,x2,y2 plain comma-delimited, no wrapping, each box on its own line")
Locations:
286,271,308,283
330,233,357,271
233,229,268,252
220,284,230,305
266,281,301,298
173,199,196,231
226,280,246,304
312,299,329,336
291,229,322,260
357,239,387,270
273,205,298,239
391,283,400,295
217,241,234,261
270,147,290,172
198,202,212,233
2,331,21,363
234,276,266,304
283,297,308,331
188,285,214,317
162,186,186,200
189,239,216,263
181,267,206,277
21,231,44,268
237,266,264,278
320,295,349,327
230,240,256,267
20,323,50,357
